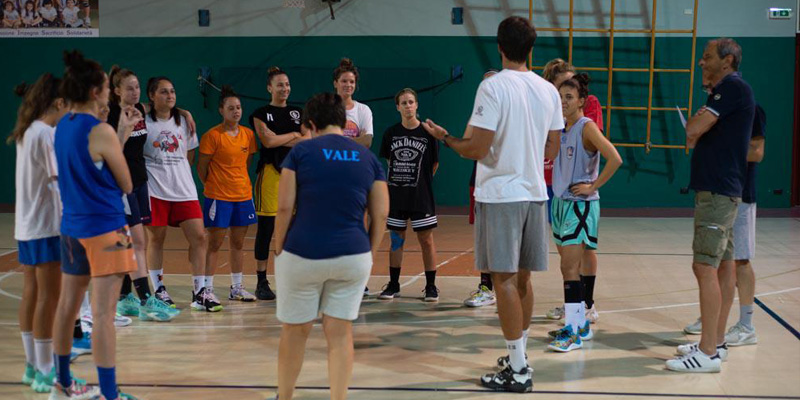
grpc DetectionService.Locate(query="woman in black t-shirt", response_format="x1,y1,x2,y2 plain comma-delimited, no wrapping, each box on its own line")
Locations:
248,66,310,300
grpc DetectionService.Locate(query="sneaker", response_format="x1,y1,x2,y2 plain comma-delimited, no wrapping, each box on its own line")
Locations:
578,320,594,341
480,364,533,393
22,362,35,385
114,313,132,327
585,304,599,324
548,325,570,338
139,296,180,322
423,284,439,302
229,284,256,302
71,333,91,359
116,293,140,317
48,379,100,400
547,325,582,352
725,322,758,347
378,282,400,300
665,348,722,373
684,317,702,335
193,287,223,312
363,286,370,297
154,286,176,308
496,354,528,370
463,285,496,308
677,342,728,361
79,313,93,333
255,279,276,301
32,368,55,393
546,306,565,320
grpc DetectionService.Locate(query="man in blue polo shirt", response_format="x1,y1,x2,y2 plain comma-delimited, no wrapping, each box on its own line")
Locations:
667,37,754,373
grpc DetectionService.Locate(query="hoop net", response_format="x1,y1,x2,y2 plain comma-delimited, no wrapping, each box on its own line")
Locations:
283,0,305,8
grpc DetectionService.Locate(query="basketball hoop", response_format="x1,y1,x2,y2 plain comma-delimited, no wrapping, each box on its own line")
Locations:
283,0,305,8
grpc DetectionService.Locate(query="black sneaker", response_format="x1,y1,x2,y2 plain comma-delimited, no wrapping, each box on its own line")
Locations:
423,284,439,302
256,280,276,301
363,286,370,297
154,286,175,308
378,282,400,300
496,354,528,369
480,364,533,393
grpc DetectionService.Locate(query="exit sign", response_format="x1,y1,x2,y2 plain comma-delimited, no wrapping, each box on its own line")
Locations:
768,8,792,19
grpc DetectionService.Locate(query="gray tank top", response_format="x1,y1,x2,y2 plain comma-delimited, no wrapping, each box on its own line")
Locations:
552,116,600,201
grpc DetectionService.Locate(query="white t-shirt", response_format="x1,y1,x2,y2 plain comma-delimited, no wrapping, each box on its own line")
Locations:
62,6,80,26
468,69,564,203
144,115,199,202
39,7,57,20
343,100,373,138
15,120,61,241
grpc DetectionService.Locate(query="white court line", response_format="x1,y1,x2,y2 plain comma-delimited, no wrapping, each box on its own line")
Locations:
0,266,22,300
600,286,800,314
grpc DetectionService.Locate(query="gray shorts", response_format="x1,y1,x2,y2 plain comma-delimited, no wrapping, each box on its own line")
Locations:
474,201,549,273
275,251,372,324
733,202,756,261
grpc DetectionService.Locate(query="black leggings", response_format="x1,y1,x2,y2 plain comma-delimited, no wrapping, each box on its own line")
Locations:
255,215,275,262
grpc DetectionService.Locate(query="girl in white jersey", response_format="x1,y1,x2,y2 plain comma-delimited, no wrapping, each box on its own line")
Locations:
333,58,373,149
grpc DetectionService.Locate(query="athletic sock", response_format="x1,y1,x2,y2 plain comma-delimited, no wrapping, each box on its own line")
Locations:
505,337,526,371
120,275,132,299
739,304,754,329
73,320,82,339
522,328,530,350
34,338,54,373
192,276,205,294
480,273,493,291
133,277,151,305
564,280,583,333
55,354,71,388
581,275,596,309
205,275,215,290
389,267,401,284
256,270,267,285
21,331,35,366
231,272,243,287
149,269,164,290
424,270,436,287
97,366,118,400
80,292,90,316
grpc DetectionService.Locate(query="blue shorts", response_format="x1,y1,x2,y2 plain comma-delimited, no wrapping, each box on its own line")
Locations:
203,198,257,228
18,236,61,266
123,184,152,227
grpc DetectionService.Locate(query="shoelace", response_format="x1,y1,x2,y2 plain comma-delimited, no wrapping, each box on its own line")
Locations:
156,289,172,302
205,289,221,304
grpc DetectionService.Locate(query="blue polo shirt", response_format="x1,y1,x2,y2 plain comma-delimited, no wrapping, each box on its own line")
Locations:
689,72,754,198
281,134,386,259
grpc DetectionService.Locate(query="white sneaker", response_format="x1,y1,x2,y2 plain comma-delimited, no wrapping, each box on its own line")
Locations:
683,317,702,334
463,285,496,307
79,313,92,333
546,306,564,320
665,348,722,373
676,342,728,361
585,304,599,324
114,313,132,327
725,322,758,347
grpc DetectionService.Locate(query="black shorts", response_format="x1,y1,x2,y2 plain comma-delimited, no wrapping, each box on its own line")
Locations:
387,210,438,232
123,184,152,227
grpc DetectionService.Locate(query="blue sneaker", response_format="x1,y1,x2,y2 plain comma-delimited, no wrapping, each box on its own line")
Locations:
139,295,180,322
31,368,54,393
547,325,583,353
22,362,35,385
117,293,140,317
578,320,594,341
70,333,91,362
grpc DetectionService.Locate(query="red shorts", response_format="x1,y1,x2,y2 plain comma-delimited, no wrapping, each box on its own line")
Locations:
149,198,203,227
469,186,476,225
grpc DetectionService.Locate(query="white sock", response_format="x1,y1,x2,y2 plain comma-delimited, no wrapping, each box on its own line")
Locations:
149,269,164,290
564,302,583,333
205,275,214,289
505,337,526,371
34,338,54,373
231,272,243,287
192,276,205,293
80,292,91,316
21,331,35,366
522,328,530,349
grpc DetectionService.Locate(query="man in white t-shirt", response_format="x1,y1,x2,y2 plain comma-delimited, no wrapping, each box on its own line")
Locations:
423,16,562,393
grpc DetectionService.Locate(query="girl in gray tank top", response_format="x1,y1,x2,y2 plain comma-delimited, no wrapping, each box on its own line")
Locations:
553,116,600,201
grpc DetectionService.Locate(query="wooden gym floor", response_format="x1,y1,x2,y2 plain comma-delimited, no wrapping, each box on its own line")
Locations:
0,213,798,400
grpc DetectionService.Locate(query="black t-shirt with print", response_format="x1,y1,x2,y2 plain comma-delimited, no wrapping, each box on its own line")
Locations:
379,122,439,214
248,104,302,172
108,102,149,187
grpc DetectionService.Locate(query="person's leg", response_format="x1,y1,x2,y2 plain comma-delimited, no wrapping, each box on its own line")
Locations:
145,226,167,290
735,259,756,325
53,273,90,388
254,216,276,300
418,228,437,295
19,267,37,372
491,272,526,368
229,225,255,301
90,273,125,400
694,262,721,356
717,259,736,344
33,262,60,378
580,250,598,313
204,227,226,286
323,315,354,400
517,269,533,334
277,322,313,400
379,229,405,299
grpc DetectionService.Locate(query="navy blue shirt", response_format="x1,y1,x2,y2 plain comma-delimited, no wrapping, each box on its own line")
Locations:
689,72,755,198
282,134,386,259
742,104,766,204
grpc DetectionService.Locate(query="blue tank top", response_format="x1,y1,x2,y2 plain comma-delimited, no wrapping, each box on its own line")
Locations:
55,113,126,238
552,116,600,201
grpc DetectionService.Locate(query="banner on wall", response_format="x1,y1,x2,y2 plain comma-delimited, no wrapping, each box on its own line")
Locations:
0,0,99,38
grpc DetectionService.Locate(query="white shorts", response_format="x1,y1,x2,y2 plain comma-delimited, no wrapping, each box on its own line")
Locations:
275,250,372,324
733,202,756,261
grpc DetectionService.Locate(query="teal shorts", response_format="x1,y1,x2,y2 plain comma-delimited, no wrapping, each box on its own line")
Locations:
551,197,599,249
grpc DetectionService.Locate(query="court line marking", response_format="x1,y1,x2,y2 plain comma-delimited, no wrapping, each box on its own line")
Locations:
0,381,795,399
754,297,800,341
389,247,473,293
0,266,22,300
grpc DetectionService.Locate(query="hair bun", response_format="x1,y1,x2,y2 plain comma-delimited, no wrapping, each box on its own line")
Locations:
13,82,29,97
63,50,87,70
267,66,281,74
339,58,354,68
574,72,591,86
220,85,237,98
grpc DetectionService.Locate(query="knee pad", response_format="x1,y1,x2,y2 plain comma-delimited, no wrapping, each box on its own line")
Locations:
390,231,405,251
